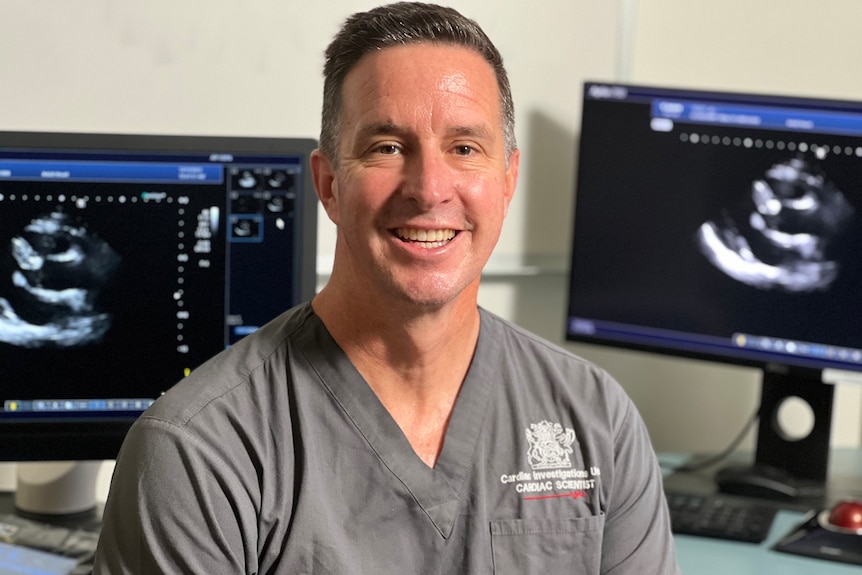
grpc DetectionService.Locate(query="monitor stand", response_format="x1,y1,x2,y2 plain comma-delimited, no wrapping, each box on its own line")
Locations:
714,368,834,502
14,461,100,517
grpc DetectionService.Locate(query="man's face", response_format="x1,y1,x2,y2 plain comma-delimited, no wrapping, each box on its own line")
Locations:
313,43,519,310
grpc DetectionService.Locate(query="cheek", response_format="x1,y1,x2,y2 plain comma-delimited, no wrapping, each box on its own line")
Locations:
329,172,384,230
472,176,510,217
347,171,394,212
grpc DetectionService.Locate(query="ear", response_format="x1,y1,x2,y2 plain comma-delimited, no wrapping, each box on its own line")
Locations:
311,149,340,225
502,148,520,217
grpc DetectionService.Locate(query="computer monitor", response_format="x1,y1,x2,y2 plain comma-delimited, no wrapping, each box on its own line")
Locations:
566,82,862,495
0,131,317,513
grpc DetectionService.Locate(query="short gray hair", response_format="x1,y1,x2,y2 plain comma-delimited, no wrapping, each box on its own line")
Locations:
319,2,516,166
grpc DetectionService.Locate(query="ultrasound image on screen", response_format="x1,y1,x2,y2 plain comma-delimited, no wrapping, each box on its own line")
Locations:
0,209,120,348
0,183,227,401
696,156,856,292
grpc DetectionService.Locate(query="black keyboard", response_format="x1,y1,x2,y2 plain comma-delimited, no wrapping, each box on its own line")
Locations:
665,490,778,543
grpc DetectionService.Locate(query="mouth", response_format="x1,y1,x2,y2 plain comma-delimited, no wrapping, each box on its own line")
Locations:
394,227,457,249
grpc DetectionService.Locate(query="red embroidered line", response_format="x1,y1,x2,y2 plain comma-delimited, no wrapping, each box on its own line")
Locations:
523,490,587,501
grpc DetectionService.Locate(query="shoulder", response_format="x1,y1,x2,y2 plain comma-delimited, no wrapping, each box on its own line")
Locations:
479,308,595,366
477,308,640,440
113,304,324,504
479,308,627,395
143,303,318,428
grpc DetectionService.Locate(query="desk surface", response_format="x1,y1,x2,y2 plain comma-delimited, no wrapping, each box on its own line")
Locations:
676,511,860,574
667,449,862,574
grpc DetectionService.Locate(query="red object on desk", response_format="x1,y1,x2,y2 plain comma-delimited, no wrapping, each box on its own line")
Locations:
828,500,862,533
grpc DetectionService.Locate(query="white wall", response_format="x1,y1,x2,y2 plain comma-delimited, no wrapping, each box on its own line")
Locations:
0,0,620,269
1,0,860,498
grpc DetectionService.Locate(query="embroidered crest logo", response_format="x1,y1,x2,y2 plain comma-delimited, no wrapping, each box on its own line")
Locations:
525,421,576,470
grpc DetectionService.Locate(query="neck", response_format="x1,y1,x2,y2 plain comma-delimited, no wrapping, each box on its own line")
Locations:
312,275,482,466
312,279,481,390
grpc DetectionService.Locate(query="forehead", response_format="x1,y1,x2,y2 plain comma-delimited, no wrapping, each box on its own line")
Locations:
340,43,502,132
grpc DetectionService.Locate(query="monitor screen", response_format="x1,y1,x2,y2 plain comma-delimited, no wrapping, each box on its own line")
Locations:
0,131,318,461
566,82,862,377
565,83,862,487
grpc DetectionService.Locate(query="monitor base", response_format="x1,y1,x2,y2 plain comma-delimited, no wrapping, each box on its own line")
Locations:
14,461,100,516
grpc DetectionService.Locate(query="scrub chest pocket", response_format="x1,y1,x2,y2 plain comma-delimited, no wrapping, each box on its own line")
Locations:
490,515,605,575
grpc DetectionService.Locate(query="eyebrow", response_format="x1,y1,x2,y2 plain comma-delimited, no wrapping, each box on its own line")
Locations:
355,122,408,142
355,121,496,143
450,124,495,141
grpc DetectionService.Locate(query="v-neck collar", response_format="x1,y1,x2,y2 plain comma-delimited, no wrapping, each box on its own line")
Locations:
295,307,500,539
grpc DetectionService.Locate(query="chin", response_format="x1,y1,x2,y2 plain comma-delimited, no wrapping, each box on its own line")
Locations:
392,273,480,310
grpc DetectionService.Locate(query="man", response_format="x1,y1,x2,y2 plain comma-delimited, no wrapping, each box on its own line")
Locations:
94,3,680,573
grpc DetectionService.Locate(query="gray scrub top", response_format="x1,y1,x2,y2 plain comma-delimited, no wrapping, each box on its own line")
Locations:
93,303,680,574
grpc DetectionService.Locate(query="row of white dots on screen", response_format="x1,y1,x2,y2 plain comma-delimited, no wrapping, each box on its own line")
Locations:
0,194,179,204
679,132,862,159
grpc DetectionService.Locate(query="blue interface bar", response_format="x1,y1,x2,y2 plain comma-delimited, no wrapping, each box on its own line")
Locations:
0,160,223,183
568,317,862,371
651,99,862,136
4,398,155,413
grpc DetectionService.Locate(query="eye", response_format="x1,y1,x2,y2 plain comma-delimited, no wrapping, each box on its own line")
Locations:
374,143,402,155
453,145,475,156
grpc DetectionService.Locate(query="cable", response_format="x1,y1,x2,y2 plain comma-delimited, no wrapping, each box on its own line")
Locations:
665,404,761,474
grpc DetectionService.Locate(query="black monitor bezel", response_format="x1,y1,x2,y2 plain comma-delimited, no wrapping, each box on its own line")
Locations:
564,81,862,380
0,130,318,461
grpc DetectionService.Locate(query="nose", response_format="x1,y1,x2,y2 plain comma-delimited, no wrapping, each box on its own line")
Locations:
401,147,454,209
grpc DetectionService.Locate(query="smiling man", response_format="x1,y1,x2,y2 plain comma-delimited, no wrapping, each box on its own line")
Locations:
94,3,680,574
310,39,518,468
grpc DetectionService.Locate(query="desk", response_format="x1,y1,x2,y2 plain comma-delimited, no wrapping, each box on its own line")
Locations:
665,449,862,574
676,511,860,574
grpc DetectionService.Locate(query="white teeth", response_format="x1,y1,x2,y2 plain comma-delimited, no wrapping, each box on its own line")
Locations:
395,228,456,247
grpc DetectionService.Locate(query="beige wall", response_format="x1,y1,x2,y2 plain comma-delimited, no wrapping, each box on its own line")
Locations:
628,0,862,102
